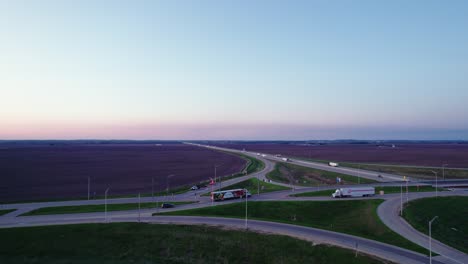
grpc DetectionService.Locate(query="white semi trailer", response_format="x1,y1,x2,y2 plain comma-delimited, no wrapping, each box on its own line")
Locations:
282,157,290,162
332,187,375,198
329,162,339,167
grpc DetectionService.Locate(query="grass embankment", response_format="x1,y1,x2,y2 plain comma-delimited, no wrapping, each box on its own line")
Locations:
4,186,193,205
267,162,376,186
0,223,386,264
21,201,196,216
159,200,428,255
293,186,443,197
404,196,468,254
0,209,15,216
220,178,290,194
343,163,468,180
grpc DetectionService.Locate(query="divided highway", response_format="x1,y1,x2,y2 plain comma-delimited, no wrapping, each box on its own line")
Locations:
1,143,467,264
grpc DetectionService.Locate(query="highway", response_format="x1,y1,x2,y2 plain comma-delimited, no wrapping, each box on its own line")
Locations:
1,143,467,264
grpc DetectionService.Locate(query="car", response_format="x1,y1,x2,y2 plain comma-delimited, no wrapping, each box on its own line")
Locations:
190,185,199,190
161,203,174,208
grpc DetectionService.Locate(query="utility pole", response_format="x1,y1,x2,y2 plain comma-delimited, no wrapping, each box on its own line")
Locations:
104,187,110,222
429,216,438,264
431,171,438,197
400,184,403,216
87,176,90,200
152,177,155,201
442,164,448,181
358,165,360,184
257,174,260,195
245,190,248,229
166,174,175,195
138,193,141,223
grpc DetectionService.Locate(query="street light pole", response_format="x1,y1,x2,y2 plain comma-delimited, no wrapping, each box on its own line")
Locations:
442,164,448,181
166,174,175,196
138,192,141,223
429,216,439,264
257,174,260,195
214,165,221,191
431,171,438,197
152,177,155,201
400,184,403,216
245,189,248,229
87,176,90,200
104,187,110,222
358,165,360,184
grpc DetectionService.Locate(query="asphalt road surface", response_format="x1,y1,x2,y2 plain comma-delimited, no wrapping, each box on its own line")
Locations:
1,143,467,264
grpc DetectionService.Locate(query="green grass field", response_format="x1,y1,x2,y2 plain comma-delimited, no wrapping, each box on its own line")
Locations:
267,162,377,186
292,186,443,197
0,209,15,216
342,163,468,180
21,201,196,216
403,196,468,254
0,223,388,264
159,200,428,255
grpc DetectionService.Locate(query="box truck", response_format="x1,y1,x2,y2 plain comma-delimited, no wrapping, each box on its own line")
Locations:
282,158,290,162
329,162,339,167
332,187,375,198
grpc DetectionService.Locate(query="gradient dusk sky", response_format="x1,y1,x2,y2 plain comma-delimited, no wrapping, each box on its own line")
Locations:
1,1,467,140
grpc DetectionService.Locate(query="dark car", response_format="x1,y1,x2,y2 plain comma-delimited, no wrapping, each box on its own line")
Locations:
161,203,175,208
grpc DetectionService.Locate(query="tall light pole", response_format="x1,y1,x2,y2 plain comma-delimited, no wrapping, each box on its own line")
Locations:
442,164,448,181
214,165,221,191
400,184,403,216
166,174,175,196
104,187,110,222
138,192,141,223
257,174,260,195
431,171,438,197
152,177,155,201
245,189,248,229
429,216,438,264
358,165,360,184
87,176,90,200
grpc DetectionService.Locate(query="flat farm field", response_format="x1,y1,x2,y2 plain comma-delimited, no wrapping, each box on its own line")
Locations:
213,143,468,168
0,143,246,202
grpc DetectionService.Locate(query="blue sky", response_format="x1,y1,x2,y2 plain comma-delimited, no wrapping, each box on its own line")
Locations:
1,0,467,140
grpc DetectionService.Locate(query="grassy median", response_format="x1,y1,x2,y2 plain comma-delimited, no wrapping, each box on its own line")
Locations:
343,163,468,180
204,177,290,196
0,209,15,216
21,201,196,216
159,200,428,255
0,223,388,264
267,162,376,186
403,196,468,254
292,186,443,197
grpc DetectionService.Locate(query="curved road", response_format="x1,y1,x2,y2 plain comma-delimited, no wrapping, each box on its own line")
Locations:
1,143,467,264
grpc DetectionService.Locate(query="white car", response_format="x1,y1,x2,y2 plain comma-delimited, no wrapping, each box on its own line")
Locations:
190,186,199,190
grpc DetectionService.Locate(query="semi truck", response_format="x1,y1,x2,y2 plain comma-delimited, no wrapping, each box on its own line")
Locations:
282,157,290,162
328,162,339,167
332,187,375,198
211,188,251,201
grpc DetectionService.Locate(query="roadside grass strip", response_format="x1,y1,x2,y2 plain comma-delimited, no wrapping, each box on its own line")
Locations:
159,199,429,255
0,209,16,216
267,162,377,186
292,186,444,197
0,223,387,264
21,201,196,216
403,196,468,254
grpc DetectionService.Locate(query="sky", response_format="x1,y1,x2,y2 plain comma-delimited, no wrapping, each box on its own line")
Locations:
1,0,468,140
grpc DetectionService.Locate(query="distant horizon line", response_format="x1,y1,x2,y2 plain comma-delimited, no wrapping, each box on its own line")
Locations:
1,139,467,142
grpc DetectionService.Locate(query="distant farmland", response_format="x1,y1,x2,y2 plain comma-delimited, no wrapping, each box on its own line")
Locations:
212,143,468,168
0,144,246,202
